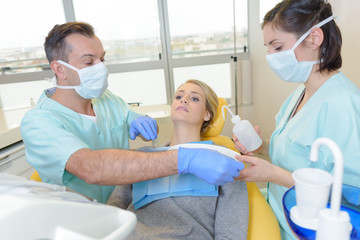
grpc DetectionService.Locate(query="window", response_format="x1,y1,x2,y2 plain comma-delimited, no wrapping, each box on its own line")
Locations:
72,0,168,106
0,80,53,129
73,0,162,65
0,0,249,109
168,0,248,58
108,70,167,106
0,0,65,74
168,0,247,103
173,64,231,98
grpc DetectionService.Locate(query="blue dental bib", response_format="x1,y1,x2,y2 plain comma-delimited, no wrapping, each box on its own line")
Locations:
132,141,219,209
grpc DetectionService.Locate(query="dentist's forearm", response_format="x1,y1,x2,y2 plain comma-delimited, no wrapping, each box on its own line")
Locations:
66,148,178,185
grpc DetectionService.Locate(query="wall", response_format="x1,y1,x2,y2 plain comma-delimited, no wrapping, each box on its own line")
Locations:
248,0,296,142
331,0,360,85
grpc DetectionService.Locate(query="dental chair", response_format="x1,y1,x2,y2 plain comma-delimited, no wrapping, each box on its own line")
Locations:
31,97,281,240
201,97,281,240
30,171,41,182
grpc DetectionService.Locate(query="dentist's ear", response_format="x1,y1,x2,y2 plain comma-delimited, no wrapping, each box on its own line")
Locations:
50,60,67,80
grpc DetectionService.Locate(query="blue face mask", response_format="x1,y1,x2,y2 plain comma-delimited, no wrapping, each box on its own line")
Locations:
55,60,109,99
266,16,335,83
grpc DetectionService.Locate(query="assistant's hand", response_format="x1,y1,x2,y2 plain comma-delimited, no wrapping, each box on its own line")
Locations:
233,125,263,155
235,155,273,182
129,116,158,140
178,147,245,185
236,154,294,187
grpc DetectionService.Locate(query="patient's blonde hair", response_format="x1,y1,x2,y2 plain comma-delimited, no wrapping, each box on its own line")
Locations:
178,79,219,135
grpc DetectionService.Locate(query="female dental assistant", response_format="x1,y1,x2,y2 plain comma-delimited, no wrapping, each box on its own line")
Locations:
234,0,360,239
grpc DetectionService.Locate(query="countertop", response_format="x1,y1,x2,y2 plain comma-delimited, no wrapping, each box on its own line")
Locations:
0,107,31,149
0,104,171,150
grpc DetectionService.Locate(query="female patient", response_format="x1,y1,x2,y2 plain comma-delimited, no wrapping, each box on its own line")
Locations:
108,79,248,239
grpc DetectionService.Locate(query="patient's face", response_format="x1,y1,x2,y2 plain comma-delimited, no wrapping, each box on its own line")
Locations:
171,83,210,127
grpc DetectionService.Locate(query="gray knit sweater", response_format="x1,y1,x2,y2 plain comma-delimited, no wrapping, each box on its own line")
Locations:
108,179,248,240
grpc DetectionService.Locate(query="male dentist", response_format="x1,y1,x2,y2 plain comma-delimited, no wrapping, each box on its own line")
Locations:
20,22,243,203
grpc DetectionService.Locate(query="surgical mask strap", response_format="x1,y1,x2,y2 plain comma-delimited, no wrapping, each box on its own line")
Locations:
54,60,82,89
55,85,77,89
46,76,77,89
57,60,80,72
292,15,336,50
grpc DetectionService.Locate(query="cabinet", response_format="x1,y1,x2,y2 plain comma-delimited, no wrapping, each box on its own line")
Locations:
0,141,34,179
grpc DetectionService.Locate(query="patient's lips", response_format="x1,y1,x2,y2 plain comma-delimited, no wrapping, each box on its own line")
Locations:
176,106,189,112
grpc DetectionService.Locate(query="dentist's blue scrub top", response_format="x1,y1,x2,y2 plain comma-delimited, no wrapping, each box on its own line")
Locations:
20,89,141,203
268,72,360,240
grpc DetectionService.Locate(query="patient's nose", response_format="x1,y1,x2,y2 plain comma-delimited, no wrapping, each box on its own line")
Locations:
181,95,189,104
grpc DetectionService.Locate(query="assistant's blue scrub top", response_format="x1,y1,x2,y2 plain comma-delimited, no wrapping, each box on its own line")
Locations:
268,72,360,240
20,89,140,203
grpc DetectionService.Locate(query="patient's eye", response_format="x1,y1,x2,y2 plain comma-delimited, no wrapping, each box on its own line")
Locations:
191,97,199,102
175,95,182,100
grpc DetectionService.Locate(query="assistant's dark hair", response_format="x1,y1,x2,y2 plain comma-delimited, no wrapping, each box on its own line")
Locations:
44,22,95,63
262,0,342,72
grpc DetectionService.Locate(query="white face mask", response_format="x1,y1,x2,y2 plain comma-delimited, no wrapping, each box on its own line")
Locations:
55,60,109,99
266,16,335,83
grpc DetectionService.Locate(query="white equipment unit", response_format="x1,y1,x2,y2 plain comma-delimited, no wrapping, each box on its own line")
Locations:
0,174,137,240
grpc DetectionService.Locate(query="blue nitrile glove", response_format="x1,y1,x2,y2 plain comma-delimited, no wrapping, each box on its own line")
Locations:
177,147,245,185
129,116,158,140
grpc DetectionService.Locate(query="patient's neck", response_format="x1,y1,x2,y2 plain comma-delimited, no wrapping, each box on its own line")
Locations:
169,123,201,146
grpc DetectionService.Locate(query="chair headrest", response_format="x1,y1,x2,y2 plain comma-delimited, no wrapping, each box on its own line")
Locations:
202,97,228,137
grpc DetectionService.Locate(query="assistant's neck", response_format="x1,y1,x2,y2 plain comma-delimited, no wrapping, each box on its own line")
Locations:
305,69,339,98
293,69,339,116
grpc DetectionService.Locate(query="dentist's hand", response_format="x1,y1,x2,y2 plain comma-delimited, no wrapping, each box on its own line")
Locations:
178,147,245,185
129,116,158,140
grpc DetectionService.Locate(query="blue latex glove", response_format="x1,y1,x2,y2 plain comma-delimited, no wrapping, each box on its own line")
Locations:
129,116,158,140
178,147,245,185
